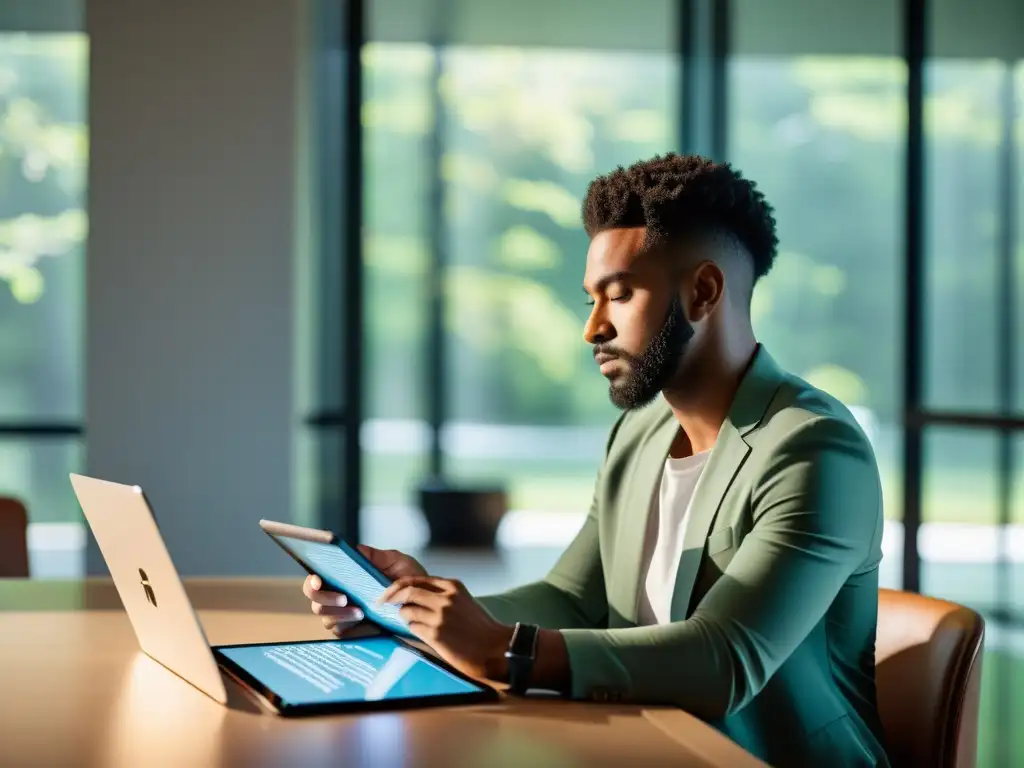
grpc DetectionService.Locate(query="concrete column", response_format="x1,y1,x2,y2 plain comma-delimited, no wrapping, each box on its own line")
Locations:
85,0,312,575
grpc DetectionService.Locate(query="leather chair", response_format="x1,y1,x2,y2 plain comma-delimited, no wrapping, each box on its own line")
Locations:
875,588,985,768
0,497,30,578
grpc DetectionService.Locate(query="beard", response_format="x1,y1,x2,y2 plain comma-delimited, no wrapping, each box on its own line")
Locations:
598,297,695,411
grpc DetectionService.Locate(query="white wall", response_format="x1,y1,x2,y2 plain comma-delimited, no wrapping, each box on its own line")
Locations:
84,0,311,575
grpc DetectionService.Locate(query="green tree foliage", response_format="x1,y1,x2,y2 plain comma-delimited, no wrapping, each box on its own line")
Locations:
0,34,86,418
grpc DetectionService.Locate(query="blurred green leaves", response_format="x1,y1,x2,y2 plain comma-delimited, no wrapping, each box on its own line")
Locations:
606,109,670,145
500,179,580,228
492,226,560,270
1,35,89,308
802,364,868,406
0,212,87,301
445,265,582,382
365,233,428,277
441,152,500,193
8,266,43,304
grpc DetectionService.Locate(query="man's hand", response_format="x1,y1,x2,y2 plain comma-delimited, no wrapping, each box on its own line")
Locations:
379,575,514,685
302,545,428,637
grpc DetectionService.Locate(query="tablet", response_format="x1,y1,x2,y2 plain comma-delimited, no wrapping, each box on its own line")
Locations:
259,519,415,639
214,637,497,715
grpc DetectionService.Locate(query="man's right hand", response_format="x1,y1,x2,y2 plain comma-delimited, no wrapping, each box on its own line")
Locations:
302,545,428,637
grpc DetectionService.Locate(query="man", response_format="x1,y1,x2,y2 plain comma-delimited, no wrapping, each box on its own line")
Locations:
304,154,890,767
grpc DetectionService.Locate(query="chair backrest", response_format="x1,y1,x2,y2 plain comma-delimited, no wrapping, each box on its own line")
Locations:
0,497,30,578
875,588,985,768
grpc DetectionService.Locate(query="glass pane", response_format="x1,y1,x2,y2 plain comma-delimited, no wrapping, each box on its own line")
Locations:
1016,62,1024,414
977,624,1024,767
361,420,429,549
442,46,678,428
924,0,1024,415
1016,434,1024,525
727,5,905,585
362,41,432,424
0,438,83,577
923,58,1005,411
919,428,1017,612
0,34,87,421
440,45,680,516
360,38,434,547
363,4,680,549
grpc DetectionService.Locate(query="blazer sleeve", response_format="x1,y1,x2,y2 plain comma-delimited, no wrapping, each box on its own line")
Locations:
475,413,628,630
557,416,883,718
475,514,606,629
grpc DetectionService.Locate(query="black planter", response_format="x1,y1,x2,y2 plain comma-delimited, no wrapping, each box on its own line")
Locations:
417,480,508,549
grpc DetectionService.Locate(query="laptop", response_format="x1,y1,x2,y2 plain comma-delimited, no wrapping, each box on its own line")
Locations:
69,473,497,715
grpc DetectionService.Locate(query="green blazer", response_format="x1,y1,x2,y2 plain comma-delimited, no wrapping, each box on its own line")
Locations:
479,347,891,767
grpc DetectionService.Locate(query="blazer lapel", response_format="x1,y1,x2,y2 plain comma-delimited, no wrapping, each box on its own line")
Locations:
613,407,678,626
670,345,786,618
669,423,750,618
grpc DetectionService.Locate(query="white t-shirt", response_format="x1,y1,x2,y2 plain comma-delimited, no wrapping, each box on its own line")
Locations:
636,450,710,626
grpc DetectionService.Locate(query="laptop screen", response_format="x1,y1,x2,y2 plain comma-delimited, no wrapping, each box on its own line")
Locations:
216,637,485,707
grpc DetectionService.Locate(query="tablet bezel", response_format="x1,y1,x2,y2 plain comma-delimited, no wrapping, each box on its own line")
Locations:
212,637,499,717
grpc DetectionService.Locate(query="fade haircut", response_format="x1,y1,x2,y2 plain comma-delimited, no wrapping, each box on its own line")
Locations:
581,153,780,290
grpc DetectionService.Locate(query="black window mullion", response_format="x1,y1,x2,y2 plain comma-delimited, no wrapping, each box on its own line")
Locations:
900,0,927,595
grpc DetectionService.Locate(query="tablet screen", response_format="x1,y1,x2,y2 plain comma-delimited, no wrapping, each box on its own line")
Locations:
270,534,413,638
216,638,485,707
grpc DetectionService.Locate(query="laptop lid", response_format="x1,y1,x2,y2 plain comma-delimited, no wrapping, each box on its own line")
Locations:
69,473,228,704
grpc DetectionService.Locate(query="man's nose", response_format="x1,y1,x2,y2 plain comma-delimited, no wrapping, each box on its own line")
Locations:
583,307,614,346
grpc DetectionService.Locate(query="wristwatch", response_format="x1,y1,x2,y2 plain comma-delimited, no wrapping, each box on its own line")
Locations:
504,622,540,695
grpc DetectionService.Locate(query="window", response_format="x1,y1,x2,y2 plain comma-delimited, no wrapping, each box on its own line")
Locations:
361,0,679,552
440,45,679,522
361,41,433,540
921,0,1024,761
0,26,87,577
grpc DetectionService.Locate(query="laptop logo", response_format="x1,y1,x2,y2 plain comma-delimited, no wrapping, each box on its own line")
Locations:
139,568,158,607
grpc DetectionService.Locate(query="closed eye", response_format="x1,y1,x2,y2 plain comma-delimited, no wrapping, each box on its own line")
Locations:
585,291,631,307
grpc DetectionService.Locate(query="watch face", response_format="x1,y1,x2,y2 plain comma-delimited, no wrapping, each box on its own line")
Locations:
510,623,540,657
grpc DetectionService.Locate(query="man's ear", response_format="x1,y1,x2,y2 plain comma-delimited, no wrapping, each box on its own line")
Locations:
688,260,726,320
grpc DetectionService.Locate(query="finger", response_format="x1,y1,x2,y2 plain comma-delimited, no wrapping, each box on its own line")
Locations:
315,604,364,622
304,574,349,604
377,575,422,603
315,606,364,626
386,585,447,611
359,545,401,572
322,614,362,635
302,574,321,599
399,604,440,627
406,621,438,644
308,588,349,608
378,576,443,605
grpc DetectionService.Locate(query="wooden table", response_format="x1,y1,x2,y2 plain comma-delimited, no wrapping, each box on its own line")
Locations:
0,578,767,768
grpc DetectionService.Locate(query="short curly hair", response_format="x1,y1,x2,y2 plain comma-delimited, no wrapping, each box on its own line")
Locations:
581,153,779,282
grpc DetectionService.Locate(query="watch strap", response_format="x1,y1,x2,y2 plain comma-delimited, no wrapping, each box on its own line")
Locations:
504,622,540,695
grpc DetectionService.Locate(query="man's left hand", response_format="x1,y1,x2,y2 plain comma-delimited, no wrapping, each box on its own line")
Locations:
378,576,512,685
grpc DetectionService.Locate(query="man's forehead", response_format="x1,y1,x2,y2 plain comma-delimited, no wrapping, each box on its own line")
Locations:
586,227,648,266
584,226,675,284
